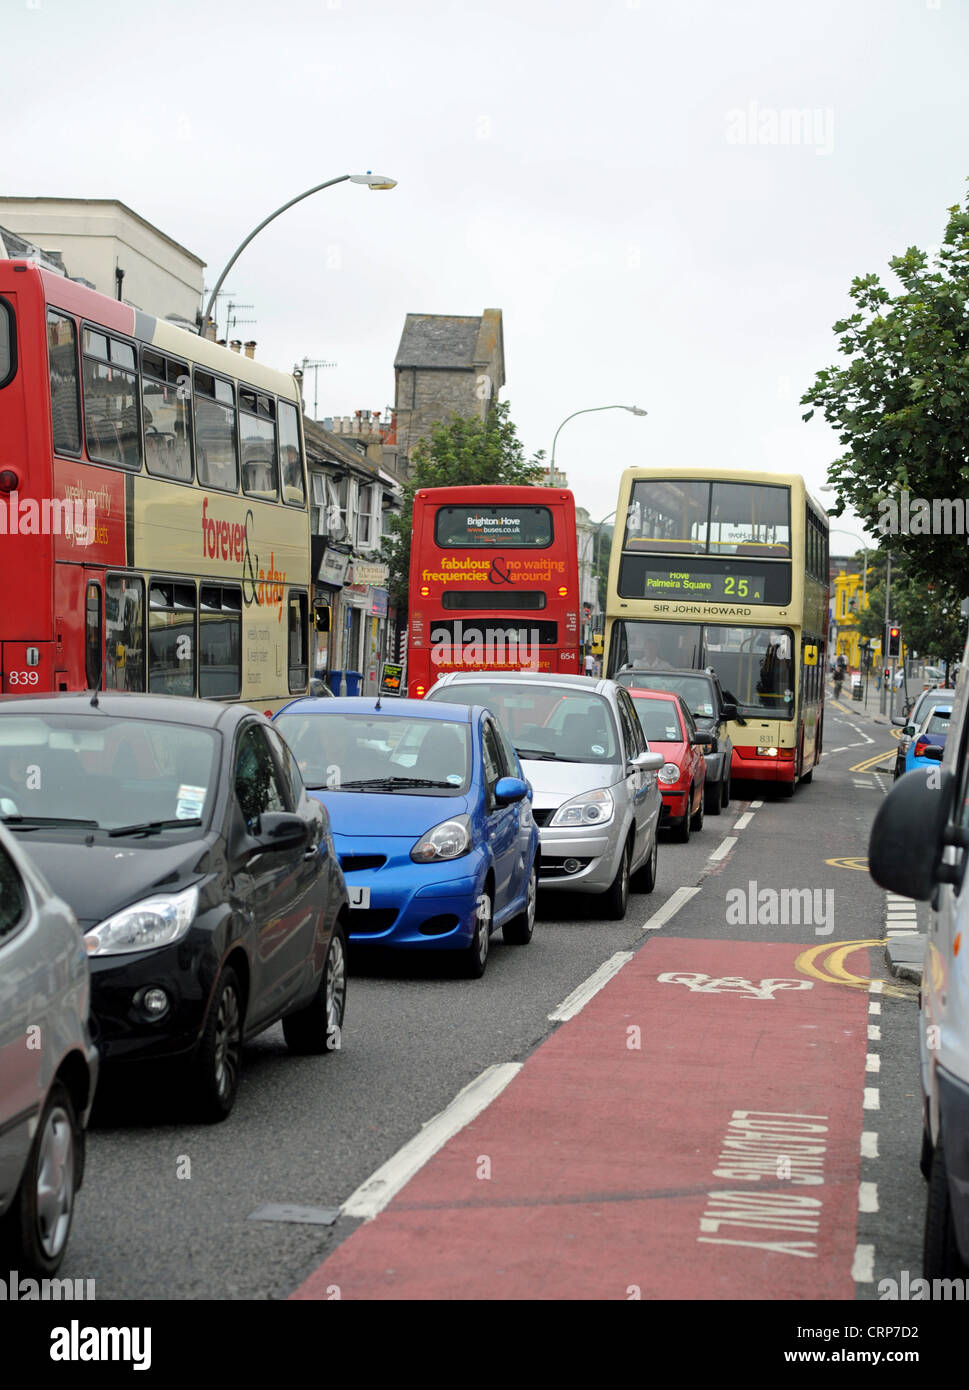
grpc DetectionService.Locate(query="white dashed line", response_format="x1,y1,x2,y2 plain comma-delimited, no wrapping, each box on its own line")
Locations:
863,1088,880,1110
750,800,764,808
641,885,701,932
869,1000,881,1016
548,952,634,1022
868,1025,881,1041
861,1131,879,1159
859,1182,879,1213
866,1053,881,1073
852,1244,875,1283
341,1063,522,1221
733,812,754,830
707,836,737,862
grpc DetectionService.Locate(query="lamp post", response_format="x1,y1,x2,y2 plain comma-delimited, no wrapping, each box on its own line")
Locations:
200,171,397,337
548,405,647,487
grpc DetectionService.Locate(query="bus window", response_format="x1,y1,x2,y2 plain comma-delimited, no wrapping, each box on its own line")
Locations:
195,371,238,492
149,580,196,696
142,349,193,482
239,388,277,501
82,328,141,469
105,575,145,691
278,400,305,506
0,297,12,388
85,582,102,690
46,310,80,454
288,591,308,693
199,585,242,699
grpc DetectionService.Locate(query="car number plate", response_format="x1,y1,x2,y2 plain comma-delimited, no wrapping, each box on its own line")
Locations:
348,886,371,909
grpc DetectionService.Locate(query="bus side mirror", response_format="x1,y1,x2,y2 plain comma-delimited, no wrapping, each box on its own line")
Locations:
314,605,331,632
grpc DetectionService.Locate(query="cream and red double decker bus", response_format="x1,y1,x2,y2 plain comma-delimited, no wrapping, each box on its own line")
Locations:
0,260,310,709
604,468,829,793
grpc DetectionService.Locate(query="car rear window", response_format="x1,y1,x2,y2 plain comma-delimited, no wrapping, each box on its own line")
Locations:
275,712,471,793
926,712,952,735
631,697,682,743
429,683,618,764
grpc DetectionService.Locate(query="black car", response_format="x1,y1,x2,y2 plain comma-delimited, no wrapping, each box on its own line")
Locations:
614,665,740,814
0,693,348,1122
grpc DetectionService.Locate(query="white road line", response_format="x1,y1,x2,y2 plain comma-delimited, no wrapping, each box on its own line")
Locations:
341,1063,522,1221
869,980,884,995
852,1244,875,1283
864,1088,880,1110
708,836,737,862
868,1024,881,1041
866,1053,881,1073
548,951,634,1021
641,885,701,932
869,1001,881,1016
859,1182,879,1213
750,800,764,808
733,812,754,830
861,1131,879,1158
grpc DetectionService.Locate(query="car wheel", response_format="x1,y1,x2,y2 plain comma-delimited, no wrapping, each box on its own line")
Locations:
924,1136,968,1278
193,966,244,1123
463,888,492,978
721,771,731,809
283,921,349,1054
705,774,723,816
1,1082,78,1277
674,794,692,843
920,1122,933,1180
690,784,705,831
601,840,631,920
631,830,658,893
503,862,537,945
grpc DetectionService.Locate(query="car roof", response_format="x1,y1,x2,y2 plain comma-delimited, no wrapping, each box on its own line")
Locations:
0,689,249,731
276,696,474,722
619,667,717,681
625,687,685,702
430,672,613,693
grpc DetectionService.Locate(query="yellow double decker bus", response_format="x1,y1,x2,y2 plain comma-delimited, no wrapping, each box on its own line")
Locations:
603,468,829,794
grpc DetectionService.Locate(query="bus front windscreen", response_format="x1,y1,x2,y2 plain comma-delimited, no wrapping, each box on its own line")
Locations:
623,480,791,558
613,619,795,719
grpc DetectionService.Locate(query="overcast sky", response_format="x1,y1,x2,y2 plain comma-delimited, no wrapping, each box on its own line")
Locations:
7,0,969,543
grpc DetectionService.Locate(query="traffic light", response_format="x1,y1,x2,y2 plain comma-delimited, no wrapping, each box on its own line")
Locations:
887,625,901,658
884,668,890,683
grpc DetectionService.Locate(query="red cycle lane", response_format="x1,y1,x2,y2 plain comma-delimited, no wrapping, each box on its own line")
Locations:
292,937,869,1300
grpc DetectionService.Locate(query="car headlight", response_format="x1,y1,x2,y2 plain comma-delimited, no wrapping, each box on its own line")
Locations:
411,814,472,863
549,787,614,828
658,763,681,785
85,885,199,956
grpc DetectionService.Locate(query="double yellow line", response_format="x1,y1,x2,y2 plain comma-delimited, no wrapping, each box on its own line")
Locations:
850,749,895,773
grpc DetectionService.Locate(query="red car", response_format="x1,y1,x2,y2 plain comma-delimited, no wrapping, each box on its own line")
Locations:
628,688,713,843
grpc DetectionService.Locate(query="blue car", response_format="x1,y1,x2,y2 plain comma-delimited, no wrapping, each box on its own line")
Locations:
904,704,952,774
273,698,539,977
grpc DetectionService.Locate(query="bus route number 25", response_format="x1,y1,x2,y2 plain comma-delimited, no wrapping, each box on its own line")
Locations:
723,577,749,597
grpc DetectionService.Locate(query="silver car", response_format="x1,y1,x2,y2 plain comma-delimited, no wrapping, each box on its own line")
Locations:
426,673,664,920
0,823,98,1275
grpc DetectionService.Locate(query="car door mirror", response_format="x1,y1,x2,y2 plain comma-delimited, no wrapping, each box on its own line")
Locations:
923,745,945,762
250,811,310,855
494,776,528,804
691,732,716,747
631,751,665,773
869,767,961,899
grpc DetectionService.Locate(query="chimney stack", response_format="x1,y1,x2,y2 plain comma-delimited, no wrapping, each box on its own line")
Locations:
244,341,257,359
230,340,242,354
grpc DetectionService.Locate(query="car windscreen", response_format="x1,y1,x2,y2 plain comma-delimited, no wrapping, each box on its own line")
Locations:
630,697,683,743
0,714,218,832
429,683,618,764
926,711,952,735
275,713,471,793
621,673,715,719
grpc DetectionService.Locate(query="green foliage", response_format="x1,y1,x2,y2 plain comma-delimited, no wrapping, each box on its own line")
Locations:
802,183,969,596
382,401,545,608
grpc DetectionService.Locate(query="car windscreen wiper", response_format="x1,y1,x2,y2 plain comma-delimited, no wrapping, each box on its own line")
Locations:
337,776,460,791
107,818,203,838
0,815,100,830
515,747,558,760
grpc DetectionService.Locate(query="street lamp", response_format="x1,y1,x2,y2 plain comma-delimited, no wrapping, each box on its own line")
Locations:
548,405,647,487
201,171,397,336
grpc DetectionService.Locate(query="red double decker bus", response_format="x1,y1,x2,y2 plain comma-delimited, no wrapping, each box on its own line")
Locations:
406,485,580,697
0,260,312,706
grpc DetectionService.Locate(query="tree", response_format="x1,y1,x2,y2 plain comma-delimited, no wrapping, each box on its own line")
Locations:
382,400,545,608
802,183,969,596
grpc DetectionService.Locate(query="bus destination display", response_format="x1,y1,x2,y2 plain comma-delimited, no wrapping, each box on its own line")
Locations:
638,568,767,602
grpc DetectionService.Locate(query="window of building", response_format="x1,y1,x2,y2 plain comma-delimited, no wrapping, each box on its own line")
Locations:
356,483,381,550
194,370,238,491
82,327,141,468
142,349,193,482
